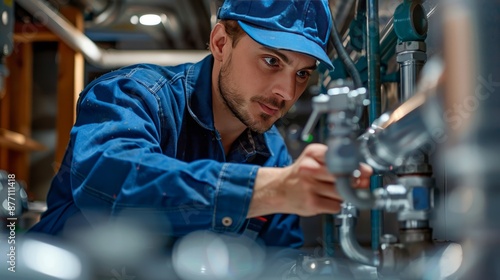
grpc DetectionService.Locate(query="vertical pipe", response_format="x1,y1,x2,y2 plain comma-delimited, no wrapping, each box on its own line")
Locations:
323,214,335,257
367,0,381,119
399,51,426,102
366,0,382,250
320,116,337,256
370,176,382,250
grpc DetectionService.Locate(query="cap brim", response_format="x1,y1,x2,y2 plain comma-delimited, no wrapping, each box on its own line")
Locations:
238,21,334,71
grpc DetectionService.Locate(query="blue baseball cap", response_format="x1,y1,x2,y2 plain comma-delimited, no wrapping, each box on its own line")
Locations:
217,0,334,70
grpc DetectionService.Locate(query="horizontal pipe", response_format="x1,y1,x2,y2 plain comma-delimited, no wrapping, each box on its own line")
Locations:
99,50,211,69
17,0,210,69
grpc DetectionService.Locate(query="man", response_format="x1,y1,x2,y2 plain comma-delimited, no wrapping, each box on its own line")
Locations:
31,0,371,250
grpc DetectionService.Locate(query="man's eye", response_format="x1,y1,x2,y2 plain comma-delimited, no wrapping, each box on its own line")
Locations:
297,70,311,79
264,57,280,67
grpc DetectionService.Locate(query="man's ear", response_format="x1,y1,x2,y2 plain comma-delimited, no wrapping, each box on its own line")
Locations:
210,23,229,62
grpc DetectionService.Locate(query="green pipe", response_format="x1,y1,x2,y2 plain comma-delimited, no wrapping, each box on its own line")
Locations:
380,19,398,65
366,0,382,250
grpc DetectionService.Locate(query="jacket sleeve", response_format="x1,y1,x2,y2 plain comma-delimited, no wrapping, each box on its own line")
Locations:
258,140,304,249
68,74,258,237
261,214,304,248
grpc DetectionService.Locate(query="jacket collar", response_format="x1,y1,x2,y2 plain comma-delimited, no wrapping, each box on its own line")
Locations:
185,55,216,131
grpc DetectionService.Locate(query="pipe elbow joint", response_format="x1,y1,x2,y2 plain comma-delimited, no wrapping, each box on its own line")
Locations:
339,213,381,267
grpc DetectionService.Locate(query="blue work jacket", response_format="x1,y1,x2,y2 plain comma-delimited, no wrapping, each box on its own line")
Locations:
30,55,304,249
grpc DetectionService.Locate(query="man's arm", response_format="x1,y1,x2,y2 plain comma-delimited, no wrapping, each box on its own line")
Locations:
67,72,261,237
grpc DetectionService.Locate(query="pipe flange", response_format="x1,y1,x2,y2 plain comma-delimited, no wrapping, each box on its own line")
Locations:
396,51,428,63
396,41,427,53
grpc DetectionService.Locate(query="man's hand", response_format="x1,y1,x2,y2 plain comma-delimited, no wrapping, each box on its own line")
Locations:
247,143,372,218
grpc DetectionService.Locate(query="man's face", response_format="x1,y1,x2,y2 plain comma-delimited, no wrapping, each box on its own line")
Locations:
217,34,317,133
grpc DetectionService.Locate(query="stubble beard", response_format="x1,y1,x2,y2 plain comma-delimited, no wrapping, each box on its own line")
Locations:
218,56,283,134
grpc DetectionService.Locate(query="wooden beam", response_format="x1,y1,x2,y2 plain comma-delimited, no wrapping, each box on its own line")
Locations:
14,22,58,42
0,42,33,185
13,33,58,43
0,76,11,169
54,6,84,167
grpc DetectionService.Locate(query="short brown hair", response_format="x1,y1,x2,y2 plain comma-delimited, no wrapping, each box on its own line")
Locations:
219,19,245,47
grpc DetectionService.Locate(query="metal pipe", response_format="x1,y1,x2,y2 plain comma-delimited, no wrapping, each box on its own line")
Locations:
366,0,382,122
75,0,122,27
98,50,210,68
339,203,380,266
398,50,427,104
338,59,444,208
16,0,209,69
359,88,442,172
337,177,376,210
366,0,382,251
400,56,424,99
362,106,430,170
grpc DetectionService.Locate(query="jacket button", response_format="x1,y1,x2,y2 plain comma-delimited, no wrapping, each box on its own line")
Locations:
222,217,233,227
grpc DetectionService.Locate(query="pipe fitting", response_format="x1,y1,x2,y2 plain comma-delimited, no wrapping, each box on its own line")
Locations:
394,0,428,41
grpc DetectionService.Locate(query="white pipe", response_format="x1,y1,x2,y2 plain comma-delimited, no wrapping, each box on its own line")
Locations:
16,0,210,69
100,49,211,69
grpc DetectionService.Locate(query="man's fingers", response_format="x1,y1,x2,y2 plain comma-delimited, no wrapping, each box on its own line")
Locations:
353,177,371,188
351,163,373,188
298,159,373,186
307,195,342,215
357,163,373,178
301,143,328,164
312,181,342,200
300,162,335,183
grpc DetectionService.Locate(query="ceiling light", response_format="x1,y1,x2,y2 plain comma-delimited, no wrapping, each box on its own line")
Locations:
139,14,162,26
130,15,139,25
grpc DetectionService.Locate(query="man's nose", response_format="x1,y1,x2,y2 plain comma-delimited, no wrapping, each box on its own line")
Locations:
273,73,296,101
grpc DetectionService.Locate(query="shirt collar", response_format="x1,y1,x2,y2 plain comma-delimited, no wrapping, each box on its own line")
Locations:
227,129,272,163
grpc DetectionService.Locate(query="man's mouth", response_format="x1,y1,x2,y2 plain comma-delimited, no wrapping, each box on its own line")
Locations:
258,102,279,116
